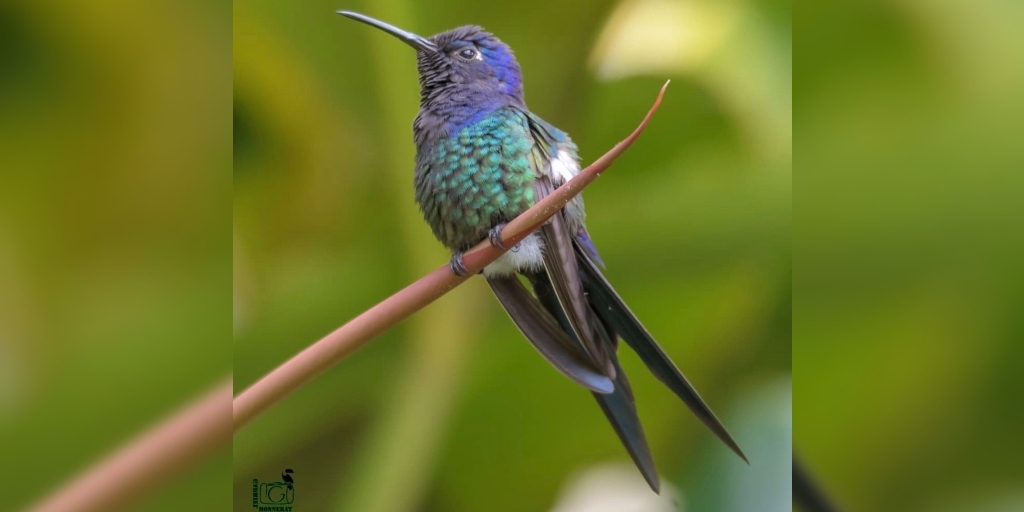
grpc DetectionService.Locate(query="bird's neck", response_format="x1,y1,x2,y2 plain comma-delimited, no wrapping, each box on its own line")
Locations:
414,87,524,148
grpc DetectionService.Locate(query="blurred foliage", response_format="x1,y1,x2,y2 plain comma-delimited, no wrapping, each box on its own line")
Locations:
5,0,1024,509
0,0,232,510
796,0,1024,511
233,0,790,511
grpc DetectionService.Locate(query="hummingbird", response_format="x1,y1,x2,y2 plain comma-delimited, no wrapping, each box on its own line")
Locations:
339,11,747,492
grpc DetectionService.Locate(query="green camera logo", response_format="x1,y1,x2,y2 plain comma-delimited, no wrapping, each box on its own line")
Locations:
252,469,295,510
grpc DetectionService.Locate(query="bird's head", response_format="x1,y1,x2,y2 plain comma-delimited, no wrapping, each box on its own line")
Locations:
339,12,524,108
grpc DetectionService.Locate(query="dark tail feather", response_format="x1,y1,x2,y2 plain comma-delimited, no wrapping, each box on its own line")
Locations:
575,246,749,463
528,271,661,493
486,275,614,394
593,357,661,493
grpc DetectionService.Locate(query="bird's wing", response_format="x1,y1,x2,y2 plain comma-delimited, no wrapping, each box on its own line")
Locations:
519,109,615,377
485,275,614,394
519,108,560,157
535,178,614,377
574,242,748,462
574,226,605,268
519,108,604,265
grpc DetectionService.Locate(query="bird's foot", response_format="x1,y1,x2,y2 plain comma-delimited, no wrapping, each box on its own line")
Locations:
488,223,509,249
449,252,470,277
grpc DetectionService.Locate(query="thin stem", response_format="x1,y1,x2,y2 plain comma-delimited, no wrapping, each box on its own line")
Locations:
26,379,231,512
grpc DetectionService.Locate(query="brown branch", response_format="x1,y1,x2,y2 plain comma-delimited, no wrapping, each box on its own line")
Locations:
27,379,232,512
233,80,670,431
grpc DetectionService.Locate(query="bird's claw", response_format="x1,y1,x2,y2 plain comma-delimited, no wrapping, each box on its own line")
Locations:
488,223,509,249
449,252,469,277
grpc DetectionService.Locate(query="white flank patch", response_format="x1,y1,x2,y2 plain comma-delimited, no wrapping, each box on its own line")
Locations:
550,149,580,184
483,234,545,277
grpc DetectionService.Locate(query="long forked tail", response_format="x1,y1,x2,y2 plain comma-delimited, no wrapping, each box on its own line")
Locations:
527,271,661,493
575,244,748,463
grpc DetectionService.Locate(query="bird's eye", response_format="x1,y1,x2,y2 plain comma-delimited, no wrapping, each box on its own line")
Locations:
456,47,479,61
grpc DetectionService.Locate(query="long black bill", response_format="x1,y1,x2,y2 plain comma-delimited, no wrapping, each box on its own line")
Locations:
337,11,438,54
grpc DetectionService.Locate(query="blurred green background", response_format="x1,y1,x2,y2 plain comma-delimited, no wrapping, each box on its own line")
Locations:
0,0,232,510
796,1,1024,511
233,0,790,511
7,0,1024,510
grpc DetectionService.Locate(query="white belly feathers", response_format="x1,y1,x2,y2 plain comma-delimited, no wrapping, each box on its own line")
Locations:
483,233,544,277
